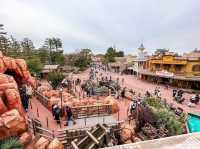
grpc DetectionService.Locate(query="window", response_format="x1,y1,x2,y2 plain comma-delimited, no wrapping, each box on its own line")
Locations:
175,65,182,72
155,64,160,69
192,65,200,72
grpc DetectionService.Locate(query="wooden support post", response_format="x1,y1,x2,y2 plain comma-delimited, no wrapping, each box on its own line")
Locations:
46,117,49,128
59,119,62,128
32,119,36,136
84,117,87,126
117,111,120,121
30,101,32,109
37,108,39,117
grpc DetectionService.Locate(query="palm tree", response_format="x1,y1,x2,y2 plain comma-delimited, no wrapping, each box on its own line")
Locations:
52,38,62,52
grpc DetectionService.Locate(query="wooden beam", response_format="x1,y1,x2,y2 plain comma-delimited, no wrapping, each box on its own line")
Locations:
86,130,99,145
71,141,79,149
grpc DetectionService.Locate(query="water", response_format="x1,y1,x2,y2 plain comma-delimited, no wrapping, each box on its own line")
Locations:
187,113,200,133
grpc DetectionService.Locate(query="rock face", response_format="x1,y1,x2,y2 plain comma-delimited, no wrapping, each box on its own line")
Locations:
34,137,64,149
48,138,64,149
34,137,50,149
0,109,27,138
19,132,32,146
0,52,35,140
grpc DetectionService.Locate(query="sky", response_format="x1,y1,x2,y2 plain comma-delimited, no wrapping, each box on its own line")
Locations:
0,0,200,54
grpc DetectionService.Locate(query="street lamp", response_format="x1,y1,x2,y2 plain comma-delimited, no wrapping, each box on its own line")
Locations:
59,87,63,115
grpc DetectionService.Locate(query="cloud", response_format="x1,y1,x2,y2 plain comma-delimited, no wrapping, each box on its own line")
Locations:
0,0,200,54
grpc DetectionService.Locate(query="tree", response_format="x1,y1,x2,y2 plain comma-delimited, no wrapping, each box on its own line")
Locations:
116,50,124,57
27,56,43,75
21,38,34,55
104,47,116,63
52,37,62,51
51,51,65,65
0,24,10,55
48,71,64,89
37,48,49,64
73,49,92,70
43,37,63,64
10,36,20,50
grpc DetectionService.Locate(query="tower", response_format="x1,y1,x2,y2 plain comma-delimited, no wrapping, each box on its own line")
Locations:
138,43,145,52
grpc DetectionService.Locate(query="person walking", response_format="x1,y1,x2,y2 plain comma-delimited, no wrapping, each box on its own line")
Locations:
64,106,75,126
53,105,61,124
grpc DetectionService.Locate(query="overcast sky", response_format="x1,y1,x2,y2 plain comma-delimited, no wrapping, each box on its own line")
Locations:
0,0,200,54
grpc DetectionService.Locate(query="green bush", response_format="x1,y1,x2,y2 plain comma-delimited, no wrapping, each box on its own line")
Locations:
0,137,23,149
144,97,164,109
145,97,184,136
47,71,64,89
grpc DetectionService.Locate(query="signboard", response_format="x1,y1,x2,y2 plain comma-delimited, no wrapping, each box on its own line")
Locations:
156,70,174,77
163,55,173,62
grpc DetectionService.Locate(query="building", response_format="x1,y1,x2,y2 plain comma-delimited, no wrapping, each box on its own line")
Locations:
108,55,136,73
41,64,60,78
139,51,200,90
131,44,149,76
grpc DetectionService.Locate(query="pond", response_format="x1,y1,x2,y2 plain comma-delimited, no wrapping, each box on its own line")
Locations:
187,113,200,133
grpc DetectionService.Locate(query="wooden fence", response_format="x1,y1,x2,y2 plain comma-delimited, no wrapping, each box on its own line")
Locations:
34,90,113,120
72,104,112,119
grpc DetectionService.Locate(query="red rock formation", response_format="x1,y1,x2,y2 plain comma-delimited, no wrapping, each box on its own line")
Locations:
0,109,27,138
120,123,135,143
34,137,50,149
19,132,32,146
0,52,35,140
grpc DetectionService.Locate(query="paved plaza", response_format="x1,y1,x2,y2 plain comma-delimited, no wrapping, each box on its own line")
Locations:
28,68,200,131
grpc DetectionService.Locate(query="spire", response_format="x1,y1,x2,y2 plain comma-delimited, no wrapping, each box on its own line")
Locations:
138,43,145,52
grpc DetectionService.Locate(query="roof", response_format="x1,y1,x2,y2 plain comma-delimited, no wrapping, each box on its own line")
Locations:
43,65,59,70
104,132,200,149
138,43,145,50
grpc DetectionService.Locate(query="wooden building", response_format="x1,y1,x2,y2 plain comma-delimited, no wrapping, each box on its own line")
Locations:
139,51,200,90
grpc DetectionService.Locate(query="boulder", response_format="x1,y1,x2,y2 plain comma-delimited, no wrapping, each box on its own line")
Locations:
19,132,32,146
120,123,135,143
34,137,50,149
134,137,142,142
1,109,27,134
48,138,64,149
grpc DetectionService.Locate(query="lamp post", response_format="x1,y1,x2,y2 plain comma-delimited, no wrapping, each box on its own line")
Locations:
59,87,63,115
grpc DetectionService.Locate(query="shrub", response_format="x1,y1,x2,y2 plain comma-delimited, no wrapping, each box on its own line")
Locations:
0,137,23,149
145,97,184,136
48,71,64,89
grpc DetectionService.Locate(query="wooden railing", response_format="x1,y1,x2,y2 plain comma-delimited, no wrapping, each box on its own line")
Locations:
72,104,112,119
34,90,49,109
27,118,122,147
